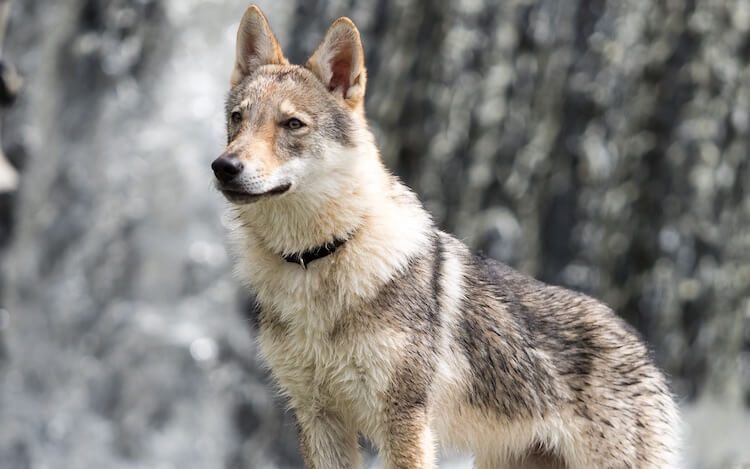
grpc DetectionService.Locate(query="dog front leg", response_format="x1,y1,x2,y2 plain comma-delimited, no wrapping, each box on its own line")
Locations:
381,408,436,469
295,410,362,469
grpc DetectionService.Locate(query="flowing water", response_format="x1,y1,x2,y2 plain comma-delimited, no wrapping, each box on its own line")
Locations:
0,1,747,468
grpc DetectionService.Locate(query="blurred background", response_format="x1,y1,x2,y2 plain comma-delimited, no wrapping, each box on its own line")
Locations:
0,0,748,468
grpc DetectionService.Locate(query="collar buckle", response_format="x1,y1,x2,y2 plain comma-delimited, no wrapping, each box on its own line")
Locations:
282,234,351,268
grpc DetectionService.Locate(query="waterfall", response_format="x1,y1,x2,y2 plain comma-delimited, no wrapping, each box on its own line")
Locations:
1,1,748,468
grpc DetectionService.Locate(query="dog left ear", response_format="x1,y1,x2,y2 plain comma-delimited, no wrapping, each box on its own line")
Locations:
307,17,367,111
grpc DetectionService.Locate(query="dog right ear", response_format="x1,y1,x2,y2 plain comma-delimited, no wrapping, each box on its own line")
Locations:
231,5,287,87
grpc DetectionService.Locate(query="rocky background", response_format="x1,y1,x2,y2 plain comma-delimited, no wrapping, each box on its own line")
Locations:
0,0,748,468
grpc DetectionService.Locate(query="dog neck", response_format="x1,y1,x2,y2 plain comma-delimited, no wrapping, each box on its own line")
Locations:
228,142,434,320
230,141,391,257
229,140,433,274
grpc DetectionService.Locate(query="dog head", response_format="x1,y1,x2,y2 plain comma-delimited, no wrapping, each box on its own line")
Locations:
212,5,370,205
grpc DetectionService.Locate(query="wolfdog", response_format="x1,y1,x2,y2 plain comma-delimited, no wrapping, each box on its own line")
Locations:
212,5,680,468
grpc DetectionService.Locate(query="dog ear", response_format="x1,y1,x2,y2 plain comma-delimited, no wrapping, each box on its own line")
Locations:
231,5,287,87
306,17,367,111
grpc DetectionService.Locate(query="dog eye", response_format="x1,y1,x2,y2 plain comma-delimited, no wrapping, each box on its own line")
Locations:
230,111,242,124
284,118,305,130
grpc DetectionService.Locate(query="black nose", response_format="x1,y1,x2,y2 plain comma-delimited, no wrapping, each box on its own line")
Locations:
211,154,243,182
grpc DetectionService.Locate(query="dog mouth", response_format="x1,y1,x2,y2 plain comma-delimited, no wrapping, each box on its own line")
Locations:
218,182,292,204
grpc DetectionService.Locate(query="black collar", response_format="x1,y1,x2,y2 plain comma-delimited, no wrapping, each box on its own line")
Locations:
283,235,350,268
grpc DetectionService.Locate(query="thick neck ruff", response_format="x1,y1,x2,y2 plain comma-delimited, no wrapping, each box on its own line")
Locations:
282,234,351,268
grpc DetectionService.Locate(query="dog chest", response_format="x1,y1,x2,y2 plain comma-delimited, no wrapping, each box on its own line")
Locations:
258,319,405,430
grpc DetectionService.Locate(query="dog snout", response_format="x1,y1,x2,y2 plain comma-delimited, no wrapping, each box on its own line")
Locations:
212,153,244,183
